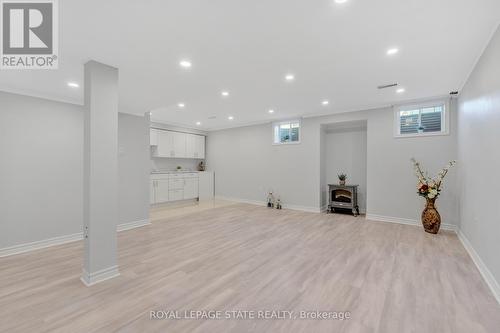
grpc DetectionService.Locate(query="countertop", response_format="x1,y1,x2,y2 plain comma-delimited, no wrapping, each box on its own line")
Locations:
151,170,199,174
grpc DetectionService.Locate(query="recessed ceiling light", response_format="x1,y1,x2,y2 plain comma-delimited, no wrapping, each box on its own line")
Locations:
179,60,192,68
67,82,79,88
196,121,201,126
322,100,329,106
177,103,185,108
221,91,229,97
335,0,348,3
397,88,405,94
387,48,399,56
268,109,275,114
285,74,295,81
228,116,234,120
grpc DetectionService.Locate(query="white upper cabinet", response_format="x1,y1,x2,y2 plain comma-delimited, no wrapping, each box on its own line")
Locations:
172,131,187,158
194,135,205,159
185,133,205,159
156,130,175,157
150,129,159,146
185,133,196,158
152,129,205,159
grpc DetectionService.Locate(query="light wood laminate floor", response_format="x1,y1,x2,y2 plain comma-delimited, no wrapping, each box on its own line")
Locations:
1,202,499,332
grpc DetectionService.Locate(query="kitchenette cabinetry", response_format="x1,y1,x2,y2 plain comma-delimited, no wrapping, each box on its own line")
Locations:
198,171,214,200
150,174,170,204
150,129,158,146
150,172,202,204
151,129,205,159
155,179,170,203
183,177,199,199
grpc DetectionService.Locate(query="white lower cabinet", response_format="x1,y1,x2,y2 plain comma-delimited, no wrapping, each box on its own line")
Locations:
168,189,184,201
184,178,199,199
155,179,170,203
150,173,199,204
169,178,184,190
198,171,214,200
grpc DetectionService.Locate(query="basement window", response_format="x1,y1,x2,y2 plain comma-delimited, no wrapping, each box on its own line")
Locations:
394,100,449,137
273,120,301,144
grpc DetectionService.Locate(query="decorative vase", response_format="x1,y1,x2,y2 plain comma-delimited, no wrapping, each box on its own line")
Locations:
421,197,441,234
339,180,346,186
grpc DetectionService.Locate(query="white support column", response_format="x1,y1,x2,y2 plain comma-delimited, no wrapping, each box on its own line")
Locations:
81,61,120,286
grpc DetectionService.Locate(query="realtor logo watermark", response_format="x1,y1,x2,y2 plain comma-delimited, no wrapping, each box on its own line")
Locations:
1,0,58,69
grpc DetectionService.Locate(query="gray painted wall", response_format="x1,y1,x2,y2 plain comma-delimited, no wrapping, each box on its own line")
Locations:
118,113,150,226
208,104,458,223
324,128,367,212
0,91,149,249
458,25,500,287
0,92,84,248
313,106,458,222
319,126,326,209
207,120,320,209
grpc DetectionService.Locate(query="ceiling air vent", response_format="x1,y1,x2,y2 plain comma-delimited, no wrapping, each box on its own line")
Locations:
208,115,217,120
377,83,398,89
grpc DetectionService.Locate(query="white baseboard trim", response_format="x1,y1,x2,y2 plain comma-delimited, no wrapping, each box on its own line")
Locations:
365,214,499,304
117,218,151,232
285,204,322,213
216,195,265,207
0,218,151,258
457,229,500,304
80,266,120,286
0,232,83,258
216,196,321,213
365,214,457,232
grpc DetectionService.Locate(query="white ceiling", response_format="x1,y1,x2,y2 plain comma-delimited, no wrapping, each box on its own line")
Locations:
1,0,499,130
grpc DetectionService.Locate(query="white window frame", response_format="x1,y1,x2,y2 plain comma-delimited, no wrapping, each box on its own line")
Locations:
394,99,450,138
272,119,301,145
